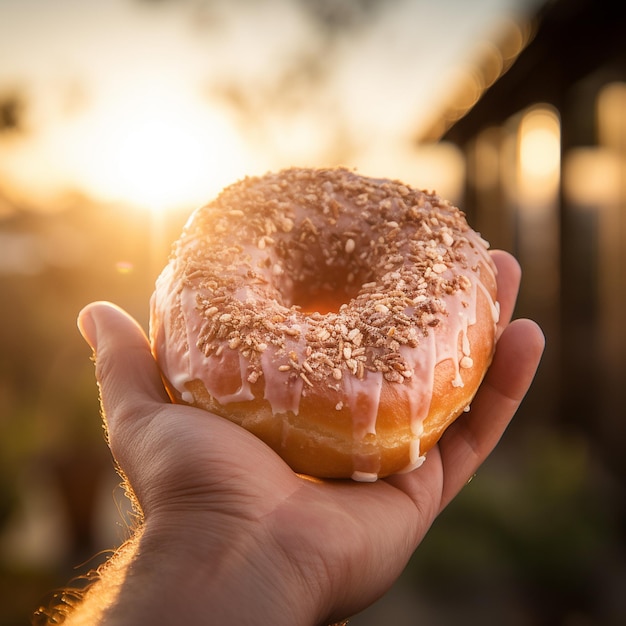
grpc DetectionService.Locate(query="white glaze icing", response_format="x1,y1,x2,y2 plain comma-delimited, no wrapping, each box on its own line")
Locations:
351,471,379,483
342,369,384,441
259,342,306,415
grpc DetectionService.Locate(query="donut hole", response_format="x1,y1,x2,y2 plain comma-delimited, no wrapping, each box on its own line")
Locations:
291,275,358,314
288,266,373,314
271,216,379,314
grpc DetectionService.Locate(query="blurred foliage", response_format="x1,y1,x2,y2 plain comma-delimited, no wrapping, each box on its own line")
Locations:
0,92,26,134
136,0,401,31
0,195,187,625
407,428,626,624
0,197,184,458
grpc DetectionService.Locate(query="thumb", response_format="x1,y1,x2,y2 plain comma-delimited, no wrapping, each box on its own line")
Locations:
77,301,170,437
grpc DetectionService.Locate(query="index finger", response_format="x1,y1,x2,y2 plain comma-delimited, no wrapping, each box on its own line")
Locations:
490,250,521,335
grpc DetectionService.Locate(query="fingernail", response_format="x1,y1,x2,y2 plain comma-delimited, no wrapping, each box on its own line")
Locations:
77,306,98,351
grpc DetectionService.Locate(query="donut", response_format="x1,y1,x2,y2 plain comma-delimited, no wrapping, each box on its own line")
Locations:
149,167,500,481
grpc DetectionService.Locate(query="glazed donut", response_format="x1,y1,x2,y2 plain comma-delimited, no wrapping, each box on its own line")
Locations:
149,167,500,481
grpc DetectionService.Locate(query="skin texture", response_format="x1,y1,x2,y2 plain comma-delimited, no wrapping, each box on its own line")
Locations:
62,250,544,626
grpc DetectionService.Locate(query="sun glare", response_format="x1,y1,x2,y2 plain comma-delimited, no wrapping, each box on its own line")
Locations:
103,110,216,211
0,80,254,216
70,86,252,214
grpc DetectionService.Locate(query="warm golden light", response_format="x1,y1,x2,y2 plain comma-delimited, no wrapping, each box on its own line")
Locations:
0,80,255,216
100,112,214,211
0,0,545,219
517,105,561,208
356,141,465,206
563,147,622,208
65,84,252,214
597,81,626,153
509,104,561,320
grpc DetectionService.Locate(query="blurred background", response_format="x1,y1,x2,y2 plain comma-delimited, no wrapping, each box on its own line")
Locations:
0,0,625,624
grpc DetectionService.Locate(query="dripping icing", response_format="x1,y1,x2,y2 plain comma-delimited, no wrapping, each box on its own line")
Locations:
149,168,499,480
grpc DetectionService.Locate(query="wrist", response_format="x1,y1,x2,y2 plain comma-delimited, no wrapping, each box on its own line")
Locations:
103,513,323,626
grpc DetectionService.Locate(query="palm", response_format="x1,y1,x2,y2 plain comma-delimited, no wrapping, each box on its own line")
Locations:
147,402,445,614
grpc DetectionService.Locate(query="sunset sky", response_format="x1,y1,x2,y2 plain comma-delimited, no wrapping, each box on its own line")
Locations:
0,0,542,214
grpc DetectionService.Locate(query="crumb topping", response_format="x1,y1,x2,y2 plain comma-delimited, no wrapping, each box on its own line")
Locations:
172,167,484,386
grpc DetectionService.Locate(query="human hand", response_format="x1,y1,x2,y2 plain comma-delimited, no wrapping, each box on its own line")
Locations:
75,249,544,626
